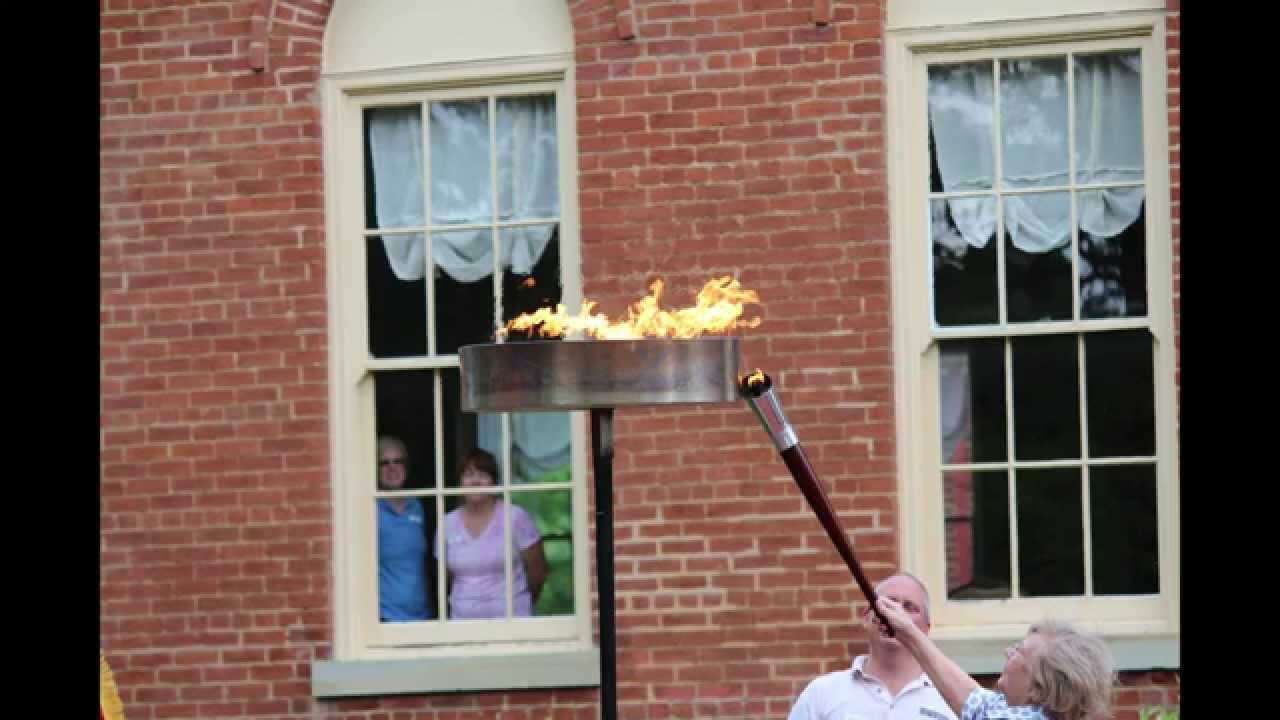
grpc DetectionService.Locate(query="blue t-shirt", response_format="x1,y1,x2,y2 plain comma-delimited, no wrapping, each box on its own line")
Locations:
961,688,1050,720
377,498,433,621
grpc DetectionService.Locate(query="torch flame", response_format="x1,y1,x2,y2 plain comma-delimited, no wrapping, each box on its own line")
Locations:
502,275,761,340
737,368,771,396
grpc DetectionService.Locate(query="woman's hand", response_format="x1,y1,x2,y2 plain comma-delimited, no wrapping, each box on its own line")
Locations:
875,595,917,636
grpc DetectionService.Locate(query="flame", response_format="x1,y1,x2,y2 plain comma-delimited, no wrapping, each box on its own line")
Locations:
741,369,767,388
502,275,761,340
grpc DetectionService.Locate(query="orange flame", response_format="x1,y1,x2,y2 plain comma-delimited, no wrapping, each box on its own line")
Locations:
741,369,767,388
502,275,762,340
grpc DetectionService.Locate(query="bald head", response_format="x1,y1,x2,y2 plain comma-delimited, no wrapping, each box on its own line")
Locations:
874,572,931,624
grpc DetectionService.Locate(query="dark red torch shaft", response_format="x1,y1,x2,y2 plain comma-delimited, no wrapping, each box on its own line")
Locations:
780,440,891,634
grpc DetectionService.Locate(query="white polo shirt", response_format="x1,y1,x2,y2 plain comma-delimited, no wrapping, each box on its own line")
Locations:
788,655,958,720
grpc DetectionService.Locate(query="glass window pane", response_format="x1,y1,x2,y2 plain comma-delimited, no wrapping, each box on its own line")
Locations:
1000,57,1068,190
439,368,465,483
1016,468,1083,596
1005,192,1072,322
509,412,572,485
497,95,559,222
1074,51,1144,185
1085,330,1155,457
374,369,439,489
365,105,424,231
1089,464,1159,595
1079,191,1147,319
501,225,562,333
932,198,998,327
439,486,508,620
432,230,497,355
431,99,491,226
939,340,1007,464
1012,335,1080,461
513,489,574,617
375,495,437,622
368,235,427,358
944,470,1010,599
928,62,995,192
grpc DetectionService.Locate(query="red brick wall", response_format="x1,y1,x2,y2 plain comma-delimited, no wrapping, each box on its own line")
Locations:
99,1,1181,718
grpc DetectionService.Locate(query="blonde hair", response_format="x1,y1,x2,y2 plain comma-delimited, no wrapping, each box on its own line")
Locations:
1026,619,1115,720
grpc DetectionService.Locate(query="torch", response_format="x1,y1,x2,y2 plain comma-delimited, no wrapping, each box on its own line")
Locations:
738,370,892,635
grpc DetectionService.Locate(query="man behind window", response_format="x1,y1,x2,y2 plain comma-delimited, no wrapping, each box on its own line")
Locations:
788,572,956,720
376,435,434,622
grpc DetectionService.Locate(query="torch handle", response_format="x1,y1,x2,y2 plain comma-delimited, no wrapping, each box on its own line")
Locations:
780,444,892,636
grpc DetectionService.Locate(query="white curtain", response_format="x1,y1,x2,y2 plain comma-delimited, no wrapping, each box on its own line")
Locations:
476,412,572,484
367,96,559,283
939,348,972,464
928,53,1144,253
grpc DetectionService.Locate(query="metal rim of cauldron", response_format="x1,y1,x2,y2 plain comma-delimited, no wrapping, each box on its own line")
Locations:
459,336,741,412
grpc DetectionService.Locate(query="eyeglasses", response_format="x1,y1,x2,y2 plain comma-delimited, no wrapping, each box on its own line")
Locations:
379,458,406,467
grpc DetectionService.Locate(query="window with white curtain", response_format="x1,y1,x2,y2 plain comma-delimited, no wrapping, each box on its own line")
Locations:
362,90,578,635
314,0,594,697
323,75,592,671
887,14,1178,668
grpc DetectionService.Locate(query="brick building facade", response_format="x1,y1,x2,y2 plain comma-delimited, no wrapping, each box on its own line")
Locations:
100,1,1181,718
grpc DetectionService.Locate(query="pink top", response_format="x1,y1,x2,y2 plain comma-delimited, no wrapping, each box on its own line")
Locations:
439,500,541,619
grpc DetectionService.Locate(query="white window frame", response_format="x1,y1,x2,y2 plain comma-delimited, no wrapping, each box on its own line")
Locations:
886,10,1179,672
314,54,599,696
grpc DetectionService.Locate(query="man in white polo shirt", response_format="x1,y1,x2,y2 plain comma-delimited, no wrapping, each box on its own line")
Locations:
788,572,956,720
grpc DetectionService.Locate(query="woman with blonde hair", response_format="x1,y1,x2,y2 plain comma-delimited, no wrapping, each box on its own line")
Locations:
875,597,1114,720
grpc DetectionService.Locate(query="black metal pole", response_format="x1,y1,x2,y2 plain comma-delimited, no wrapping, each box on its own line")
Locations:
590,407,616,720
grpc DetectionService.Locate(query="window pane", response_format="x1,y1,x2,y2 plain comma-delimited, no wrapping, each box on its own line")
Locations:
944,470,1010,599
501,225,562,332
431,99,491,226
1085,330,1155,457
928,61,995,192
513,489,575,617
439,368,466,482
1012,334,1080,461
367,235,427,358
365,105,424,231
1074,51,1144,185
939,340,1007,464
1079,191,1147,319
510,412,571,485
472,411,571,487
440,488,509,620
374,369,439,489
1005,192,1072,322
432,230,497,355
497,95,559,221
932,198,998,327
375,495,438,622
1090,464,1159,595
1000,56,1067,190
1016,468,1083,596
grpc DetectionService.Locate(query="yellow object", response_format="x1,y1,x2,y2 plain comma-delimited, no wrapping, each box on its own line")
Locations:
100,649,126,720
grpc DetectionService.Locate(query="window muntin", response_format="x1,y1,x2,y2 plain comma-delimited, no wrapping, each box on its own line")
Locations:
926,49,1162,606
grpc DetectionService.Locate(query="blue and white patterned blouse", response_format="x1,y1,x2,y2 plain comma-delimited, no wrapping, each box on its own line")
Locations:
961,688,1050,720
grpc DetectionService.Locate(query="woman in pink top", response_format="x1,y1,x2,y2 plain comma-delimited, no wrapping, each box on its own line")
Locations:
439,449,547,619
